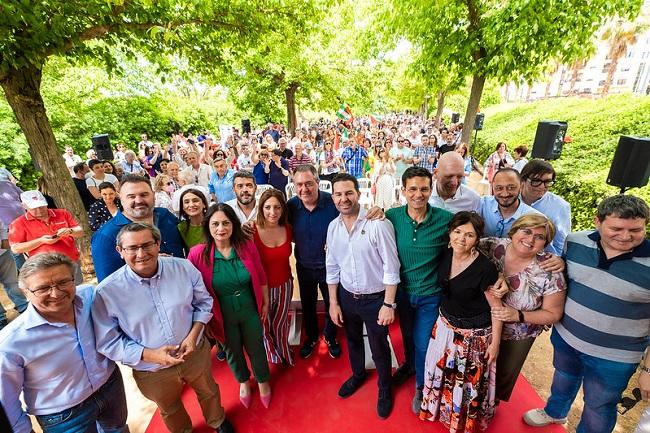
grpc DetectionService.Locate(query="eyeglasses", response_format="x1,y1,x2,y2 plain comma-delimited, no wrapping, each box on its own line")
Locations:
119,241,159,255
28,277,75,297
618,387,642,415
166,181,174,186
496,219,506,237
527,178,555,187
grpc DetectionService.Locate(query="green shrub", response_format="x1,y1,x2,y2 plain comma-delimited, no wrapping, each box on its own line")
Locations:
474,95,650,232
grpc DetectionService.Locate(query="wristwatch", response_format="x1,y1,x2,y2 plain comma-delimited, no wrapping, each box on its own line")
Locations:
383,302,397,309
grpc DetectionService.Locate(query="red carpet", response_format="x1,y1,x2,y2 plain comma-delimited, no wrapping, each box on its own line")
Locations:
146,322,566,433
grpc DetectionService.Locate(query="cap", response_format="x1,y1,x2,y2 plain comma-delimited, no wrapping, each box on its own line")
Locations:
21,190,48,209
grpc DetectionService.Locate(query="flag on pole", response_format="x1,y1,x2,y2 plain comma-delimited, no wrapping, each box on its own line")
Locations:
369,113,383,125
336,103,353,121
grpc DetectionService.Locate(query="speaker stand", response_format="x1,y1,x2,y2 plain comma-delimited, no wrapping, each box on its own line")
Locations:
620,187,627,194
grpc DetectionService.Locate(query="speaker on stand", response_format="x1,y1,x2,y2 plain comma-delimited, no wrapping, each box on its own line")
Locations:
531,121,568,160
451,112,460,124
91,134,113,161
241,119,251,134
473,113,485,143
606,136,650,194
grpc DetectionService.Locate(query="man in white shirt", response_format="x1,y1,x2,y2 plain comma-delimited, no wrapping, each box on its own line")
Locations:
181,151,212,188
225,171,258,225
326,173,401,419
428,151,480,213
62,146,82,176
389,137,414,182
236,144,254,171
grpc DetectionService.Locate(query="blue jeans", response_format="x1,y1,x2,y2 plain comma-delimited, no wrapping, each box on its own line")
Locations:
545,329,637,433
36,368,129,433
396,290,441,389
0,251,27,321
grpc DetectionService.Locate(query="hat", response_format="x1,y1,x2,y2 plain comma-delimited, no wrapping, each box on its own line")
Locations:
21,190,48,209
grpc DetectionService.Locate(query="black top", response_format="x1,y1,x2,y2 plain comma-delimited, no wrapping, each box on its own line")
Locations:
438,248,498,328
73,177,96,211
280,148,294,160
88,199,121,231
438,143,456,155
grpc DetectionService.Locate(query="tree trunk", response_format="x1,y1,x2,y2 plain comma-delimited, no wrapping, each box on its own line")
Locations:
434,90,446,127
0,64,94,278
601,58,619,97
285,82,299,135
460,74,486,150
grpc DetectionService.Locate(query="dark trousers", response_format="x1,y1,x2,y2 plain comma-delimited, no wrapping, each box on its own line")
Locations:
339,287,392,392
296,263,337,342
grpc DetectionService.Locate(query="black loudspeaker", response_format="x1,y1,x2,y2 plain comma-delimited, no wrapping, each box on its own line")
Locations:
606,136,650,190
241,119,251,134
531,121,567,160
451,112,460,123
474,113,485,130
91,134,113,160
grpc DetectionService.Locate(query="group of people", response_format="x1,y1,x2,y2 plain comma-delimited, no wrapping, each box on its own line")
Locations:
0,114,648,433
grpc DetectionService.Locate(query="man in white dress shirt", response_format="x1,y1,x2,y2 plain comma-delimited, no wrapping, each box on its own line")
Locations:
428,152,480,213
225,171,258,225
326,173,401,419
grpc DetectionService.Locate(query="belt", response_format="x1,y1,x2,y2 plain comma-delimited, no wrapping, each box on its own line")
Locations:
440,305,492,329
348,290,385,300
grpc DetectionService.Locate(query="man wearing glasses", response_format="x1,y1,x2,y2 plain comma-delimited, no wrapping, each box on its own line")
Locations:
520,160,571,255
479,168,542,238
0,253,129,433
92,223,234,433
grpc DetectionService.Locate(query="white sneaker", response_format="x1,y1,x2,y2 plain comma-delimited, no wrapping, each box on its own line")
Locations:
523,408,567,426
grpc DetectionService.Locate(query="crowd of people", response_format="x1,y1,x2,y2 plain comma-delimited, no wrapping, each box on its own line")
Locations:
0,113,648,433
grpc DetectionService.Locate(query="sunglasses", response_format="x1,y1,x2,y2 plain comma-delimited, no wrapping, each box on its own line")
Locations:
618,387,642,415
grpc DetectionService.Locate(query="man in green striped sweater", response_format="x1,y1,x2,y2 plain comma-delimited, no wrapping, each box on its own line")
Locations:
385,167,453,413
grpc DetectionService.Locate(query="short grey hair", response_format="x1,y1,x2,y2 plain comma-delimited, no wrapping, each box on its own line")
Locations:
597,195,650,223
18,253,74,289
116,223,161,247
293,164,319,180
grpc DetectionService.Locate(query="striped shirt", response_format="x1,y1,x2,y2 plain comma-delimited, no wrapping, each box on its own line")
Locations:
555,230,650,364
385,204,453,296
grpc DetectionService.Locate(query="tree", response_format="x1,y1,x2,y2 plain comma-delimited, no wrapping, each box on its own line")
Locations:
0,0,311,275
382,0,643,149
601,20,648,96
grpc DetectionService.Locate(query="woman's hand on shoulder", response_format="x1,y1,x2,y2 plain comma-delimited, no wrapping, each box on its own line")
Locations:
540,253,565,273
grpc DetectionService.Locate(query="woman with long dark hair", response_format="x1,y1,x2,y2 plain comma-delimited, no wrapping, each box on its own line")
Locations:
253,189,294,365
177,188,208,250
187,204,272,408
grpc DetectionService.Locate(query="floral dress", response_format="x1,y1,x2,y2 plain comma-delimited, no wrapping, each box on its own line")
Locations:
480,237,566,340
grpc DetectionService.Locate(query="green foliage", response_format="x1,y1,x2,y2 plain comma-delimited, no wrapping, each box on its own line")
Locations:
473,95,650,231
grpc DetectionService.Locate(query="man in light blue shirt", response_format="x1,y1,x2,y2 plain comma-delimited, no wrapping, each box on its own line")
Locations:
208,158,236,203
92,223,234,433
479,168,542,237
520,160,571,255
0,253,128,433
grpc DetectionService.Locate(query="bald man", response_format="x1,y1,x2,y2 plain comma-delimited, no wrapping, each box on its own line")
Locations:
428,151,480,213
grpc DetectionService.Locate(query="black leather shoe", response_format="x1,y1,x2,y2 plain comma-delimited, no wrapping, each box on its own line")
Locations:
325,338,342,358
299,339,317,359
391,363,415,386
377,389,393,419
338,375,366,398
215,419,234,433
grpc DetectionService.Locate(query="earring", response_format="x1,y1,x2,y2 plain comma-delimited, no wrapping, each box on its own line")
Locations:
447,242,451,249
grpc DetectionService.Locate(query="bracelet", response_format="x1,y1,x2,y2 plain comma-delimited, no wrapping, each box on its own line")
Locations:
517,310,525,323
641,365,650,374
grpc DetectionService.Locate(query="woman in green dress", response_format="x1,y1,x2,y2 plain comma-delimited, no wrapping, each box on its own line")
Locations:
188,203,272,409
177,188,209,251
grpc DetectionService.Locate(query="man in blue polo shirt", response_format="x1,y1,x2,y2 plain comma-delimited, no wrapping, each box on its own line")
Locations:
92,175,184,281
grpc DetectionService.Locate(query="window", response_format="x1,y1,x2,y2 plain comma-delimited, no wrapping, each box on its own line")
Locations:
598,80,606,86
617,79,627,85
633,63,646,92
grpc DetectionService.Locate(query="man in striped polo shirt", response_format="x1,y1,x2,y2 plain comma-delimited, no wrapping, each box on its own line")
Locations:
385,166,453,413
524,195,650,433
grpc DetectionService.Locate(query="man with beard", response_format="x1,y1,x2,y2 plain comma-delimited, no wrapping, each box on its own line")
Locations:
479,168,542,237
428,152,480,213
326,173,400,418
225,171,258,225
91,174,184,281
